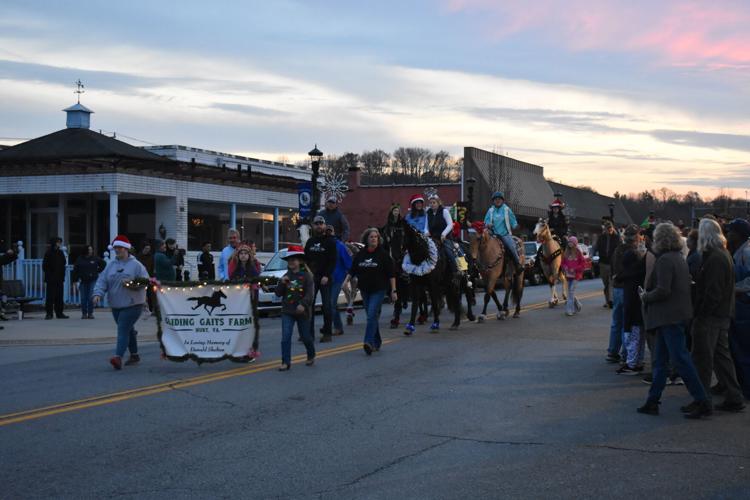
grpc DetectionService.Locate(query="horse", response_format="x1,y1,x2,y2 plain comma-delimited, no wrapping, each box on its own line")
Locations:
533,219,567,308
186,289,227,315
469,224,525,321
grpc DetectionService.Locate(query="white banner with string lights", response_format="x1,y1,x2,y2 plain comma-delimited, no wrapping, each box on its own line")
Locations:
156,284,254,361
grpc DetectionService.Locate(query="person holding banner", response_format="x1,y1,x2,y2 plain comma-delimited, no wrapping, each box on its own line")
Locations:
93,235,149,370
275,246,315,371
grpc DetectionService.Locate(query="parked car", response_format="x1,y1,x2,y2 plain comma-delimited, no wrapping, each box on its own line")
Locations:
257,248,360,311
523,241,544,286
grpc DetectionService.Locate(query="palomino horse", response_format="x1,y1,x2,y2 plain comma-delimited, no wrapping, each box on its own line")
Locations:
533,219,567,307
470,225,525,321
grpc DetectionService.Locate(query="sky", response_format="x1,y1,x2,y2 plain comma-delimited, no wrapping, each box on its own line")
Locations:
0,0,748,198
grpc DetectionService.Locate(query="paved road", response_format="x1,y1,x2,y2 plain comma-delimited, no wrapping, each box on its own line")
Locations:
2,280,749,499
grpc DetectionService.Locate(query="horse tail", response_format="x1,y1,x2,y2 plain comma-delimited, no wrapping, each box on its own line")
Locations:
511,272,523,307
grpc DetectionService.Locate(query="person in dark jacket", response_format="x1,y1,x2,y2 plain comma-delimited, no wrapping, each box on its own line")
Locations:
165,238,184,281
689,218,745,412
606,226,636,363
616,230,647,375
346,228,396,355
596,220,620,308
42,237,68,319
547,198,568,244
153,239,176,282
305,215,338,342
137,241,155,313
198,241,215,280
317,197,350,242
637,223,711,419
72,245,105,319
0,243,18,322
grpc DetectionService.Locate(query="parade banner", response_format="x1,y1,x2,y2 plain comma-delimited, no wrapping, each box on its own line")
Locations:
156,284,255,363
298,181,313,217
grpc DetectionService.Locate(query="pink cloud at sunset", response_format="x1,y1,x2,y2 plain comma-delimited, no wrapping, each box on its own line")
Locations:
445,0,750,69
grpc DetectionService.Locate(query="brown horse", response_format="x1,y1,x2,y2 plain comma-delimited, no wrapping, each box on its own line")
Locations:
533,219,567,307
470,225,525,321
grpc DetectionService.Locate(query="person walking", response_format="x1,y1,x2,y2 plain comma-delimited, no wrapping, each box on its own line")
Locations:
724,218,750,400
304,215,338,342
218,229,240,280
153,239,176,282
346,228,396,355
93,235,149,370
617,229,647,375
198,241,215,281
688,218,745,413
42,237,68,320
275,246,315,371
637,223,711,419
72,245,105,319
561,236,586,317
317,196,350,241
327,225,352,336
596,220,620,308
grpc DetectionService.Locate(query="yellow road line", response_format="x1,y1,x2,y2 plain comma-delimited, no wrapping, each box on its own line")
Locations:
0,340,397,427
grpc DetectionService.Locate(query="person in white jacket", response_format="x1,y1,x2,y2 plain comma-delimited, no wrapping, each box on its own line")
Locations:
424,194,459,273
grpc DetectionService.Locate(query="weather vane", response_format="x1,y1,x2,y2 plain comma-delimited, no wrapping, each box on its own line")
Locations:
74,79,85,104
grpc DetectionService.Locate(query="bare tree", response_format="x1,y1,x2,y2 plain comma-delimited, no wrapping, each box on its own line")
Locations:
360,149,390,177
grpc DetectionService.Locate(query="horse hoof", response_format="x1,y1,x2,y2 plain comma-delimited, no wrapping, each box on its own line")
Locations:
404,324,415,336
477,315,485,323
467,314,476,322
449,324,459,331
390,319,399,329
548,301,555,308
513,312,521,319
497,313,505,320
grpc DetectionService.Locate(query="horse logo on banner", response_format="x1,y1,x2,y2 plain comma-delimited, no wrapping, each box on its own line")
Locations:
186,290,227,315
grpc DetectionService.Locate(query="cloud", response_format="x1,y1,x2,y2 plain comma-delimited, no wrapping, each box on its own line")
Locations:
445,0,750,70
650,129,750,152
209,102,289,117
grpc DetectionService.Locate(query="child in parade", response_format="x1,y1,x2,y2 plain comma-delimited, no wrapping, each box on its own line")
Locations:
561,236,586,316
228,241,261,281
275,246,316,371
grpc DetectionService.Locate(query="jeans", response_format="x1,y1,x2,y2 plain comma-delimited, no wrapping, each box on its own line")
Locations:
565,279,580,315
281,313,315,365
608,287,624,355
79,281,95,316
329,280,344,333
361,289,385,348
309,279,332,338
691,316,743,403
599,263,612,304
112,305,142,357
648,323,708,403
624,325,646,368
499,234,521,267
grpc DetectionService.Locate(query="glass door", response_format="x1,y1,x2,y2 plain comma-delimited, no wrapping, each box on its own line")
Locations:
30,211,58,258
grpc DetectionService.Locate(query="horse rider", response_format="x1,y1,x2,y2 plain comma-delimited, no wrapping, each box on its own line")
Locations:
425,194,461,274
405,194,427,232
483,191,522,273
548,198,569,247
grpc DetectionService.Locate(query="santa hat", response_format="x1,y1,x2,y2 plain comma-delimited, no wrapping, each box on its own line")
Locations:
550,198,565,209
282,245,306,260
112,235,132,249
409,194,424,207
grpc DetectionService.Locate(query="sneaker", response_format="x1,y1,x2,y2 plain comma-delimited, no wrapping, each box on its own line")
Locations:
606,353,621,364
110,356,123,370
637,399,659,415
684,400,712,419
641,373,653,385
319,335,332,343
714,400,746,412
305,357,315,366
574,299,582,312
124,354,140,366
58,314,69,319
45,314,53,320
616,365,642,375
363,343,373,356
669,376,684,386
680,401,700,413
333,329,344,336
88,314,95,319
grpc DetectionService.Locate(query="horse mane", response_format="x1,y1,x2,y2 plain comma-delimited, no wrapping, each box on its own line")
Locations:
403,222,430,264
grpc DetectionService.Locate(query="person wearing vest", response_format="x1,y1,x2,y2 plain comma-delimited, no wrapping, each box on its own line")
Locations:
405,194,426,232
483,191,521,270
424,194,458,273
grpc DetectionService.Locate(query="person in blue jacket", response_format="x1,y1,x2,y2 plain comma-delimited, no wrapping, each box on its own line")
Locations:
483,191,522,270
327,224,352,336
405,194,426,232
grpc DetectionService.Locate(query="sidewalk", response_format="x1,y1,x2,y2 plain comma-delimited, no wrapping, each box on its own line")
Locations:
0,309,159,346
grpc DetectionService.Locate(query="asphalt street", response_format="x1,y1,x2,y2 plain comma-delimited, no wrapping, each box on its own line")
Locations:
1,279,749,499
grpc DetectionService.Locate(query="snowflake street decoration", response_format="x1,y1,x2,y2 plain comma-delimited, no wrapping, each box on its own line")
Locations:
423,186,438,201
322,170,348,202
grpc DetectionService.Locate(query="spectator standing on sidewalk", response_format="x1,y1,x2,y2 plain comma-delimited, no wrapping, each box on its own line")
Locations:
218,229,240,281
596,220,620,308
725,218,750,400
93,235,149,371
72,245,105,319
689,218,745,413
606,226,636,363
198,241,215,281
42,237,68,320
137,241,155,314
153,239,176,282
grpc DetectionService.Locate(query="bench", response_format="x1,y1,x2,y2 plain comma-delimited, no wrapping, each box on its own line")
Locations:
1,280,40,320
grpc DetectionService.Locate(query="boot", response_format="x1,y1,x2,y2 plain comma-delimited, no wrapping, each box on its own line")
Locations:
110,356,123,370
684,400,712,419
636,399,659,415
124,354,141,366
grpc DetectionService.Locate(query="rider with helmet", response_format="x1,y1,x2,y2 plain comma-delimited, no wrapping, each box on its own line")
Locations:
483,191,522,271
405,194,426,232
548,198,569,246
425,194,460,274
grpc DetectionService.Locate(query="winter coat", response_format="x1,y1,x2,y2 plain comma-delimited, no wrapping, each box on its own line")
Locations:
72,255,105,283
484,204,518,237
561,249,587,281
316,207,350,241
42,247,67,283
642,250,693,330
596,231,620,265
154,251,176,281
93,255,148,309
620,248,646,331
694,247,735,320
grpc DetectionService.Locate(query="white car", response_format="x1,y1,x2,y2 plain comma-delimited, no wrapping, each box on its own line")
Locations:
257,248,360,311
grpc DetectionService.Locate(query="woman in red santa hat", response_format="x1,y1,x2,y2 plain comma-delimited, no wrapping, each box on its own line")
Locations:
93,235,150,370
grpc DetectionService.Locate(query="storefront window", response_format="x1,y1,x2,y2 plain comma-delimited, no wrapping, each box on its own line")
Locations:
187,201,231,251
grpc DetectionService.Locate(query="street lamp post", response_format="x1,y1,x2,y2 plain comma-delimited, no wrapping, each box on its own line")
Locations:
308,145,323,217
608,202,615,224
